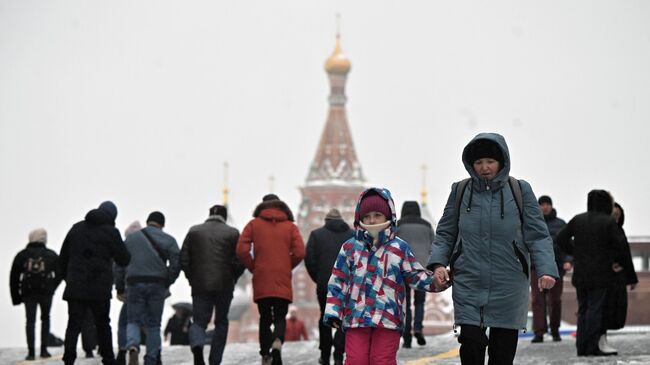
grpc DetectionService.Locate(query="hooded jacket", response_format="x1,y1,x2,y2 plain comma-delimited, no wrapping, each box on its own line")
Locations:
236,199,305,302
59,208,131,301
324,188,440,331
427,133,558,330
180,216,244,294
397,201,435,266
557,190,627,289
10,242,61,305
304,218,354,294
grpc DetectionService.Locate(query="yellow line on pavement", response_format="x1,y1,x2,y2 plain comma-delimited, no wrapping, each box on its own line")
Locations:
405,348,460,365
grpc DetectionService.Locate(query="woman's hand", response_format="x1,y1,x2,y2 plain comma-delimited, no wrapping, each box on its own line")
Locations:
434,266,450,288
538,275,556,291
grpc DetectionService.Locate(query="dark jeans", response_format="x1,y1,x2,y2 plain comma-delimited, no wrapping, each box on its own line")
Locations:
403,287,426,338
126,283,167,365
576,287,607,356
189,291,234,365
530,269,564,335
63,299,115,365
458,325,518,365
118,303,128,350
257,297,289,356
317,290,345,362
24,295,53,352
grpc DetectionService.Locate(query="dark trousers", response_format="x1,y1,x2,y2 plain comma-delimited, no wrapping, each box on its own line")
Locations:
81,308,98,353
403,287,426,338
256,297,289,356
317,290,345,362
189,291,234,365
63,300,115,365
458,325,518,365
24,295,53,353
576,287,607,356
530,269,564,335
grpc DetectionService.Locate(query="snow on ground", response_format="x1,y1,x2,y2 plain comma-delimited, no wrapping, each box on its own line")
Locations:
2,329,649,365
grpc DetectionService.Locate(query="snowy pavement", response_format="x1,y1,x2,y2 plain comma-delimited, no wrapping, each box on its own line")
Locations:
2,329,649,365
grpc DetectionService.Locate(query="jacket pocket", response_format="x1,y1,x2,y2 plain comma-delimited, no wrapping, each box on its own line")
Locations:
449,240,463,274
512,241,529,279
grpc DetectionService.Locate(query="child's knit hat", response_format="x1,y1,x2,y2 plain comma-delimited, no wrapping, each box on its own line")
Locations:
358,192,391,219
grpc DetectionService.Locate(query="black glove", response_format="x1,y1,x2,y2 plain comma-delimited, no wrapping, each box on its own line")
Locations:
326,317,342,329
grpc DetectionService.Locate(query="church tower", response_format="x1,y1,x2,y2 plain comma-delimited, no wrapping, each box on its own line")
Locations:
297,33,366,235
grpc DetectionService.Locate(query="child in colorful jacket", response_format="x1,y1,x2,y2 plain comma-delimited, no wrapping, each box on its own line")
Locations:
323,187,446,365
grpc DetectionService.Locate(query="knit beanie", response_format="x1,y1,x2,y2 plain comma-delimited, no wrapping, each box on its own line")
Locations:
358,193,391,220
98,201,118,221
147,211,166,227
262,194,280,202
466,139,503,164
538,195,553,206
28,228,47,244
209,205,228,220
325,208,343,221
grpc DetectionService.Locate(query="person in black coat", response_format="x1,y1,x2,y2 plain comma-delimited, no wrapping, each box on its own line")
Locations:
530,195,570,343
59,201,130,365
556,190,627,357
180,204,243,365
304,209,353,365
10,228,61,360
396,201,435,348
598,202,639,354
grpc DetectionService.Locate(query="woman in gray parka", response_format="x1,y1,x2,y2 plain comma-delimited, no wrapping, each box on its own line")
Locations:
427,133,559,365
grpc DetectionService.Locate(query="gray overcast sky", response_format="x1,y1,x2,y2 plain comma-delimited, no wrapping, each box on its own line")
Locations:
1,0,649,347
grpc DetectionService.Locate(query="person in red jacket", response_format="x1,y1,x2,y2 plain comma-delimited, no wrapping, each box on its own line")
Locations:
284,306,309,342
236,194,305,365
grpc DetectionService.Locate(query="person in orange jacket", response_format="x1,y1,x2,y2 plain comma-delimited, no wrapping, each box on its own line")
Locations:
236,194,305,365
284,306,309,342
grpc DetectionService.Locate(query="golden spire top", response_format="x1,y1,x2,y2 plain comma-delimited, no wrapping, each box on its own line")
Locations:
325,14,351,75
222,162,229,206
420,164,428,206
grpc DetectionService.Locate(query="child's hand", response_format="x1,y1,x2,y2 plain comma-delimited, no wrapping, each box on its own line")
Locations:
434,266,450,288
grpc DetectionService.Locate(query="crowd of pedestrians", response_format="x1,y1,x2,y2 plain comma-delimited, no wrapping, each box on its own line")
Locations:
8,132,640,365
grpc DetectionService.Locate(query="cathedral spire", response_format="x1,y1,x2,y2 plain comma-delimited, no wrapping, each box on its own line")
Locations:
305,32,364,186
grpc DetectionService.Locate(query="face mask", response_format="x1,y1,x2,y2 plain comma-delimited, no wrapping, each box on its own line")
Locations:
359,221,391,240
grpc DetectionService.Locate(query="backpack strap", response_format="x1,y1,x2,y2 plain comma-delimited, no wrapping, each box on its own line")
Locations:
453,178,471,244
508,176,524,225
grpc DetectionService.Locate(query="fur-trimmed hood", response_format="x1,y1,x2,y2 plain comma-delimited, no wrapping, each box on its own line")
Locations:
253,199,295,222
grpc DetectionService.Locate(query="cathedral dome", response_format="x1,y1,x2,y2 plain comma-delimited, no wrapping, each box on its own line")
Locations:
324,36,351,74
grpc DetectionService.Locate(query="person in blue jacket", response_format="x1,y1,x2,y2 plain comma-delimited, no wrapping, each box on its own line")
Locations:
427,133,559,365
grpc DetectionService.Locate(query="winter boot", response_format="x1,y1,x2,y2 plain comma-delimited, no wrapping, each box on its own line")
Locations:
40,348,52,358
191,346,205,365
402,333,412,348
414,332,427,346
551,330,561,342
271,338,283,365
128,347,139,365
25,348,35,361
116,349,127,365
531,334,544,343
261,354,273,365
598,334,618,355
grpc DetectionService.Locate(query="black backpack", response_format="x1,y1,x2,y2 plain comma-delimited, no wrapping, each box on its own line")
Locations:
22,254,50,292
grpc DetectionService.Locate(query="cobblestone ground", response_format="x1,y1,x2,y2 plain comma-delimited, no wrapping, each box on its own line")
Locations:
3,330,649,365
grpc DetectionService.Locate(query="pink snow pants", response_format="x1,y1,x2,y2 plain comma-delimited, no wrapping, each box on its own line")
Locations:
344,327,401,365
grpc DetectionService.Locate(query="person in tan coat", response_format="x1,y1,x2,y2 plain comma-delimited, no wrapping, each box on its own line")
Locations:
236,194,305,365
